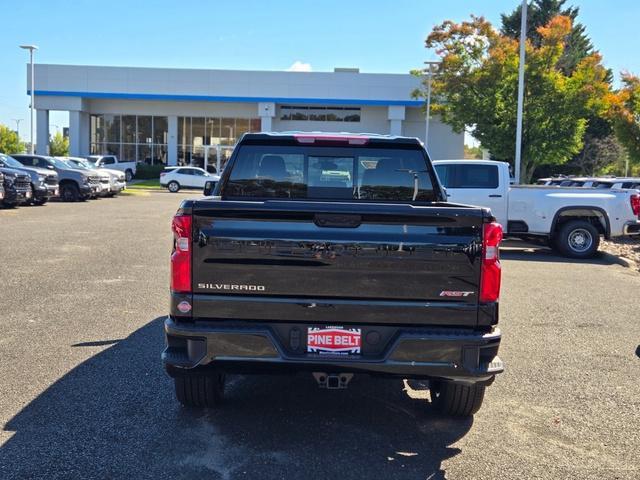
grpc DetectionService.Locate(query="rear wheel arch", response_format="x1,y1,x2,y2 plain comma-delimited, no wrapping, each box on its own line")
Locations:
59,178,80,188
551,206,610,238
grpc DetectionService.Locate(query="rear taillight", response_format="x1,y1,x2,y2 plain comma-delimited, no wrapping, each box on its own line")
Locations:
479,222,503,303
160,172,166,176
171,214,192,293
631,194,640,217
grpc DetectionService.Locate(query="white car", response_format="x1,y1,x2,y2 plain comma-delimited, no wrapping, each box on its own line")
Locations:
64,157,126,195
86,155,137,182
160,167,220,192
433,159,640,258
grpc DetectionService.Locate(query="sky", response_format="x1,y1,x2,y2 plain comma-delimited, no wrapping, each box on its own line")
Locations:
1,0,639,142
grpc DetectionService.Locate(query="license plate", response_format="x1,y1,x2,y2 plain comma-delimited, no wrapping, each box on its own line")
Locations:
307,326,361,355
26,190,32,198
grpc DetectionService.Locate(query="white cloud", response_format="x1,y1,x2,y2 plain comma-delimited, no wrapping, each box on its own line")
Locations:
286,61,312,72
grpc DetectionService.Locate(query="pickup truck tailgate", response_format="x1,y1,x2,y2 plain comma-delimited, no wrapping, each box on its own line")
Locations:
189,200,485,327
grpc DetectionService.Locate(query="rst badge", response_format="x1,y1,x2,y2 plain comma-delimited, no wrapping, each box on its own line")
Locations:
307,326,361,355
439,290,474,297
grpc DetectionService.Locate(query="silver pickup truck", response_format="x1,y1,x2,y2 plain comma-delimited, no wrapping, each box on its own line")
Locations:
13,154,100,202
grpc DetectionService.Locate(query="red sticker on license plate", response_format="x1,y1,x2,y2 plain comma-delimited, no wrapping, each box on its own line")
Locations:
307,326,361,355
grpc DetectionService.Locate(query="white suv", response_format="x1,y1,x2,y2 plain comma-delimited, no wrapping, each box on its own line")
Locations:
160,167,220,192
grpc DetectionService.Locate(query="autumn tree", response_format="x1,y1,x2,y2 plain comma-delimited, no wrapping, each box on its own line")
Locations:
49,131,69,156
610,73,640,167
503,1,617,174
414,15,611,183
0,124,24,154
501,0,593,75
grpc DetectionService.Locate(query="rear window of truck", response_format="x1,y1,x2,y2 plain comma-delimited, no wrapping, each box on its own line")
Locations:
435,164,499,189
223,145,438,201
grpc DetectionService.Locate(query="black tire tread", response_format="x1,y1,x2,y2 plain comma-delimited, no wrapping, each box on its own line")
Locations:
431,381,485,416
174,374,224,408
61,184,80,202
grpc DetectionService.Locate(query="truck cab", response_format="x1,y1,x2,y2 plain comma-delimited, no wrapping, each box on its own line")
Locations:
86,155,136,182
433,160,510,227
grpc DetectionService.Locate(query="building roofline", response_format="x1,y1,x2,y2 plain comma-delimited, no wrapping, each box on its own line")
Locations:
31,90,423,107
33,63,417,78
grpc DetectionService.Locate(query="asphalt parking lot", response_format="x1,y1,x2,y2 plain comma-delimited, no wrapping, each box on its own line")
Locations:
1,192,639,480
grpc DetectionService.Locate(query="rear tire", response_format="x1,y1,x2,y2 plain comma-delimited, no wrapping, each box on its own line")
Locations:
174,373,225,408
553,220,600,259
61,184,80,202
167,181,180,193
430,380,486,416
125,169,133,182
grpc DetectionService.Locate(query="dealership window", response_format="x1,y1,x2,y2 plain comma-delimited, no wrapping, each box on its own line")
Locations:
177,116,261,168
279,106,361,122
90,114,168,165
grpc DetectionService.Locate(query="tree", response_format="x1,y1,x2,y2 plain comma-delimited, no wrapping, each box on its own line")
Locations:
503,1,617,174
501,0,593,75
464,145,483,159
0,124,24,154
610,73,640,167
567,134,625,175
414,15,611,183
49,131,69,156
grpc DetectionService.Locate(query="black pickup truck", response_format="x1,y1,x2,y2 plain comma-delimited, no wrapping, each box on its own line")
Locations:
0,166,32,207
163,132,504,416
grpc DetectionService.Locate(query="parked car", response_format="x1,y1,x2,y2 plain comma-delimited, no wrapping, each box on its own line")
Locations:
591,178,640,190
536,176,568,186
55,157,111,197
64,157,126,196
13,154,100,202
163,132,504,417
85,155,136,182
160,166,220,192
0,153,59,205
433,160,640,258
0,166,32,207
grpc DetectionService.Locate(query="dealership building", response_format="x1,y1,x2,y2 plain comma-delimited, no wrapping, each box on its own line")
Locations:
29,64,463,166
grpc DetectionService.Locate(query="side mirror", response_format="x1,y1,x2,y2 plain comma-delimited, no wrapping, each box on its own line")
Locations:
203,180,216,196
47,165,54,170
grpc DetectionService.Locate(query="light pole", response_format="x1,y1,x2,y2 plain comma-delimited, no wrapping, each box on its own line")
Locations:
11,118,23,138
20,44,38,154
423,61,440,148
514,0,527,184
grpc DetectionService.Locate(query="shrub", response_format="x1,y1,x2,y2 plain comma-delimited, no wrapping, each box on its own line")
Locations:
135,163,165,179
